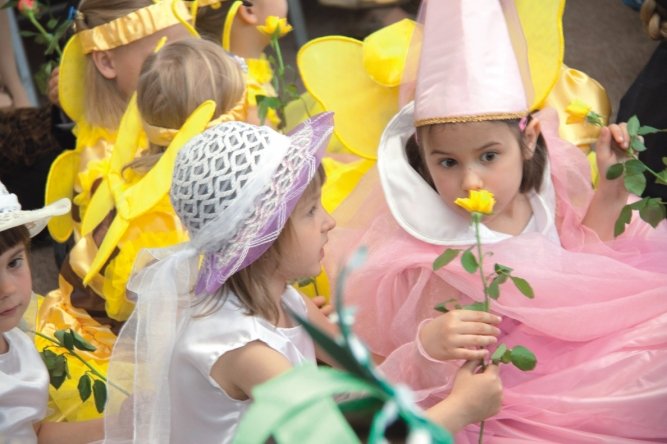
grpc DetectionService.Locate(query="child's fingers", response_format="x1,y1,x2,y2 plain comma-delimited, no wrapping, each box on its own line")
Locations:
454,333,497,348
460,359,484,373
609,123,629,149
457,310,502,324
596,127,612,161
458,321,501,337
453,348,489,361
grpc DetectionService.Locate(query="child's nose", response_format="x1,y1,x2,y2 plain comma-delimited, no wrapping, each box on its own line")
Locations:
462,168,483,191
322,211,336,232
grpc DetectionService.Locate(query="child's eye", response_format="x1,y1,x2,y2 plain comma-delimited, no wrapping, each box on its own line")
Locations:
8,257,24,269
481,152,498,162
439,158,457,168
307,205,318,216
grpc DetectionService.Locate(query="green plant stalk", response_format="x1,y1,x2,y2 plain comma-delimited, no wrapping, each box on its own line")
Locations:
472,213,490,312
270,35,288,129
25,11,62,57
34,331,129,396
628,151,664,182
471,212,489,444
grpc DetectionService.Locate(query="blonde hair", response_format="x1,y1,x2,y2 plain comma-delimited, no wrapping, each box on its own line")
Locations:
126,38,245,172
195,165,326,324
640,0,667,40
74,0,155,129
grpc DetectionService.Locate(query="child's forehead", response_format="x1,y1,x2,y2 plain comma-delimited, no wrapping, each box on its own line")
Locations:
422,121,516,146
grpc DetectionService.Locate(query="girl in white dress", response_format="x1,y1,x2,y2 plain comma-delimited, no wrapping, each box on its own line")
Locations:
0,181,102,443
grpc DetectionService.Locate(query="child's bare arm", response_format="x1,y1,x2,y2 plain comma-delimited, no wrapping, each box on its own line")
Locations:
583,123,631,240
35,418,104,444
302,293,340,367
210,341,293,400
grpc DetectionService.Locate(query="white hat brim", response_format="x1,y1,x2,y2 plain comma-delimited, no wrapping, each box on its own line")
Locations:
0,198,71,238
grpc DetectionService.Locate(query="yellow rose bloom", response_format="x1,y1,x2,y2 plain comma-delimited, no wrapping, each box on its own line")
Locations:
565,99,592,124
257,16,293,38
455,189,496,215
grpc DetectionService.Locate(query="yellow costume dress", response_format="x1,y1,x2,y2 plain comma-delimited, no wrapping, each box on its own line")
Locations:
36,0,197,420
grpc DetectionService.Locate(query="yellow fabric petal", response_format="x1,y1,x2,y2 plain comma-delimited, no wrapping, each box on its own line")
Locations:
362,19,415,88
45,150,78,242
546,67,610,149
513,0,565,110
298,35,402,160
321,156,374,214
58,34,86,122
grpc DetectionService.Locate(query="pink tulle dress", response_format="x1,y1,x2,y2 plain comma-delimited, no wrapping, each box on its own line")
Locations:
328,104,667,443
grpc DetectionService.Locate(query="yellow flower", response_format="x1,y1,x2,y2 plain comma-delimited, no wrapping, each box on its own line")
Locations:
455,189,496,215
565,99,592,124
257,16,293,38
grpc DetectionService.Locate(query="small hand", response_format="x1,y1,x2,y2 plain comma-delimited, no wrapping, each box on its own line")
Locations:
420,310,501,361
48,67,60,108
596,122,631,198
312,295,333,317
449,360,503,424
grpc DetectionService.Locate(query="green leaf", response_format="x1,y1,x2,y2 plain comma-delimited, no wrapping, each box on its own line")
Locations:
627,115,640,137
54,330,66,346
614,204,632,237
624,172,646,196
433,248,461,270
510,276,534,299
463,302,487,312
491,343,509,365
630,136,646,153
51,372,67,390
629,198,648,211
461,249,478,273
41,349,58,370
47,17,58,29
71,329,97,352
487,278,500,300
494,263,513,275
662,157,667,167
63,330,74,351
656,170,667,186
92,380,107,413
20,30,38,37
605,163,624,180
639,199,666,228
78,374,92,401
624,159,646,176
509,345,537,371
638,125,660,136
433,298,461,313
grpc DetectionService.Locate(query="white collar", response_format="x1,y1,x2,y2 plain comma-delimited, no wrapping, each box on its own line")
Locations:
377,102,558,246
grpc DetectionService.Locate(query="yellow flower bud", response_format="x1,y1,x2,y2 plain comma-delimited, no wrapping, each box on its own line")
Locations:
565,99,592,124
257,16,293,38
454,189,496,215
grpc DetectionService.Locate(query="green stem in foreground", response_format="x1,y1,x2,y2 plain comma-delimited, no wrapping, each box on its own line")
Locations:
34,331,129,396
472,213,489,312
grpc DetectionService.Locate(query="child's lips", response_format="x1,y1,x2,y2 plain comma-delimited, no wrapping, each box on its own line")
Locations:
0,305,18,316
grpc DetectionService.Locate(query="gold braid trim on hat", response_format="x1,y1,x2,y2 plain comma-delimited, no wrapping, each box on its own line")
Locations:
78,0,192,54
143,93,247,146
415,111,527,127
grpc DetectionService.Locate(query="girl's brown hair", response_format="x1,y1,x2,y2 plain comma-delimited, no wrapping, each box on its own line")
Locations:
0,225,30,256
74,0,155,130
195,165,326,324
412,117,548,194
125,38,245,172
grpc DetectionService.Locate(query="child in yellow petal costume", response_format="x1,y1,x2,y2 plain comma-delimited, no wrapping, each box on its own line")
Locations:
37,37,246,421
195,0,288,126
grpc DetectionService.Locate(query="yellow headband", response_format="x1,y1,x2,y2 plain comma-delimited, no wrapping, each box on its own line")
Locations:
143,94,247,146
78,0,192,54
222,0,243,51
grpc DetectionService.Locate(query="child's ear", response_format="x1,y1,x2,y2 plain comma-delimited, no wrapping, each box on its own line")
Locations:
236,4,259,25
522,117,541,159
91,51,117,80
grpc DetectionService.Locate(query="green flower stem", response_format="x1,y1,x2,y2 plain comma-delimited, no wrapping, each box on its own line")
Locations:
26,11,62,57
629,151,663,181
472,212,490,312
34,331,129,396
472,212,489,444
269,35,287,129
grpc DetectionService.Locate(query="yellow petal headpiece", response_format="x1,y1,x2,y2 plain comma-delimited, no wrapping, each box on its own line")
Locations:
78,0,192,53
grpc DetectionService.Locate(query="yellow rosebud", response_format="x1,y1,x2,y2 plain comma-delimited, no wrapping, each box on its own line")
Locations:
454,189,496,215
257,16,293,38
565,99,592,124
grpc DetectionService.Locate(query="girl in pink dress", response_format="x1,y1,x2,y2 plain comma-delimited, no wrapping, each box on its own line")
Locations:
332,1,667,442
